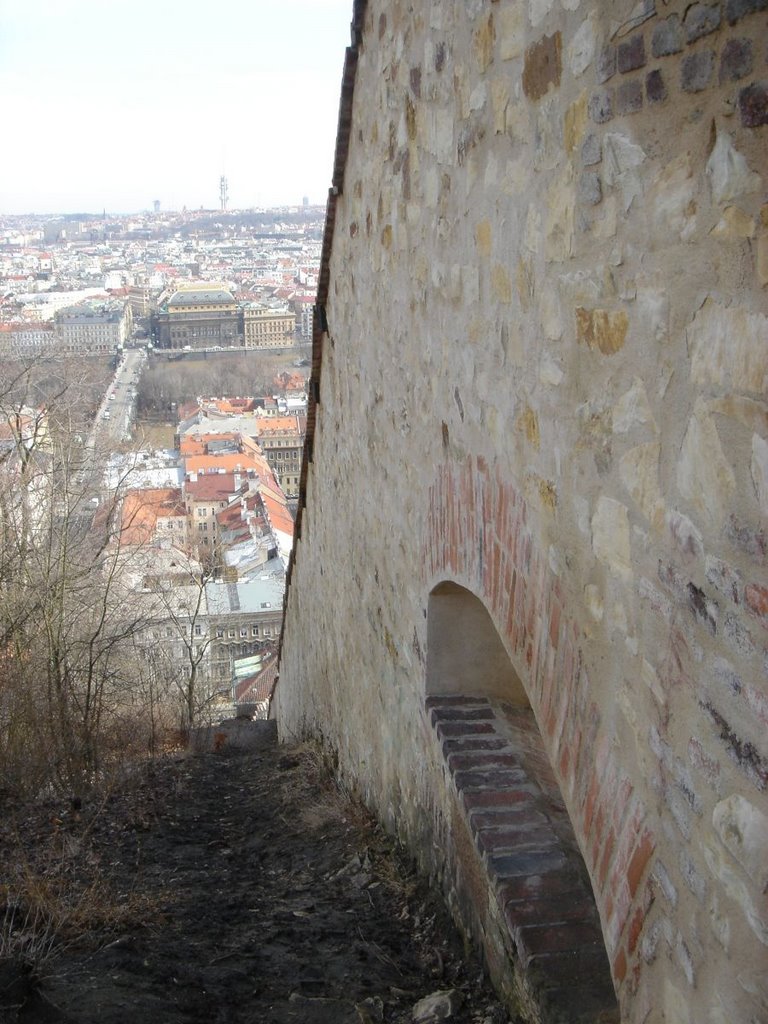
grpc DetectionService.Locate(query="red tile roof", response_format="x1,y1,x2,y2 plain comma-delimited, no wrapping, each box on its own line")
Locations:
184,473,240,501
120,487,185,546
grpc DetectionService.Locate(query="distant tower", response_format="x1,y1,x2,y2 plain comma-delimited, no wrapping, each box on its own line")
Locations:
302,195,309,208
153,199,160,214
219,175,229,212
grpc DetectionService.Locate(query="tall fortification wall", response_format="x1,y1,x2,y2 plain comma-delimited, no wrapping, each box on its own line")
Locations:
276,1,767,1020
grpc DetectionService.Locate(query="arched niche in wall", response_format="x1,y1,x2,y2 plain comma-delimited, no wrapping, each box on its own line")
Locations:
426,580,528,703
424,580,618,1023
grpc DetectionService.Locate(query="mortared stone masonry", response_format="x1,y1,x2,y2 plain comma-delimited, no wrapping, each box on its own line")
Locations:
276,1,768,1021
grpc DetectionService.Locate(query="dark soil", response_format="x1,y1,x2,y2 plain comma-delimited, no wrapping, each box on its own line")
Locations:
0,722,511,1024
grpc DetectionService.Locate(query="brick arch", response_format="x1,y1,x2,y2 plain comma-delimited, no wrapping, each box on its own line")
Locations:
425,577,618,1021
423,456,658,1011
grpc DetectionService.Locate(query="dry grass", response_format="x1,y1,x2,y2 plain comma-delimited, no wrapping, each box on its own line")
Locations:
0,857,166,971
134,421,176,448
279,741,366,833
0,779,170,972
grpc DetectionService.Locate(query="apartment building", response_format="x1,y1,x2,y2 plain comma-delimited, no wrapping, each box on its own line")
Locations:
119,488,188,548
0,322,56,358
55,300,132,354
184,472,241,553
253,414,305,498
204,574,284,688
242,302,295,349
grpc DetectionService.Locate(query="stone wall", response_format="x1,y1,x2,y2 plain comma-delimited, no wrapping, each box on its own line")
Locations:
276,1,768,1020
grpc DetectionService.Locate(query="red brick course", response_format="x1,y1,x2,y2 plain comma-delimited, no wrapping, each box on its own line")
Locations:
425,458,658,999
427,694,617,1019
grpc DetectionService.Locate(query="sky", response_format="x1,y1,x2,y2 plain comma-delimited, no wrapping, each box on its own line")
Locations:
0,0,353,215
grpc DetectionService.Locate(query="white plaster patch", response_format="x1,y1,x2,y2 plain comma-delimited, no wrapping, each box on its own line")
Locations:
611,0,656,38
636,285,669,344
574,495,591,536
568,14,596,77
707,395,768,434
591,194,619,240
660,979,692,1024
608,596,629,633
541,297,563,341
524,205,542,254
619,442,665,529
666,509,704,563
505,99,531,147
706,130,763,205
548,545,564,576
704,844,768,946
430,1,449,30
652,154,697,242
558,270,602,305
751,433,768,516
470,81,487,113
462,265,480,305
592,496,632,580
710,206,756,240
677,405,737,527
641,658,665,705
585,583,603,620
503,156,529,194
490,81,509,134
427,108,455,164
406,203,421,229
613,378,657,434
689,300,768,395
499,5,525,60
539,352,564,386
708,894,731,954
530,0,555,27
423,166,440,208
545,168,575,262
484,150,499,189
713,795,768,892
736,967,768,1007
603,132,646,214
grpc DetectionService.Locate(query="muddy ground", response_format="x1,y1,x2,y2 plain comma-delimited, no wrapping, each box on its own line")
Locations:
0,722,513,1024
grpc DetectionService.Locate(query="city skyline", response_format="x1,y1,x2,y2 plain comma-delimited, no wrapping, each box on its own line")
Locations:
0,0,353,215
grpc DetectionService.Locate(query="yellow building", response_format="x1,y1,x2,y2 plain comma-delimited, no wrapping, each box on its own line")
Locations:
154,283,240,350
243,303,295,349
254,414,305,498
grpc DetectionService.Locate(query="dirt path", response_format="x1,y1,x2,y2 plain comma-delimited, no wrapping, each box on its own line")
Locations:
1,722,511,1024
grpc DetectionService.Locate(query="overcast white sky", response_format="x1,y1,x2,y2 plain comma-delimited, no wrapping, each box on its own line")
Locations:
0,0,353,215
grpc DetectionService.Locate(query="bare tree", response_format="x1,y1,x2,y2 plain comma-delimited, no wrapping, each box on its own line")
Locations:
144,552,219,733
0,355,164,797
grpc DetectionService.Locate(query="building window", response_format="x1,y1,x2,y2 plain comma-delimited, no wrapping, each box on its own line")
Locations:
216,628,224,638
240,627,248,638
228,629,236,638
251,626,259,637
194,624,202,636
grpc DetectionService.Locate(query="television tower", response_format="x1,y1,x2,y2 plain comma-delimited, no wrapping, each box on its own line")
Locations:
219,175,229,212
